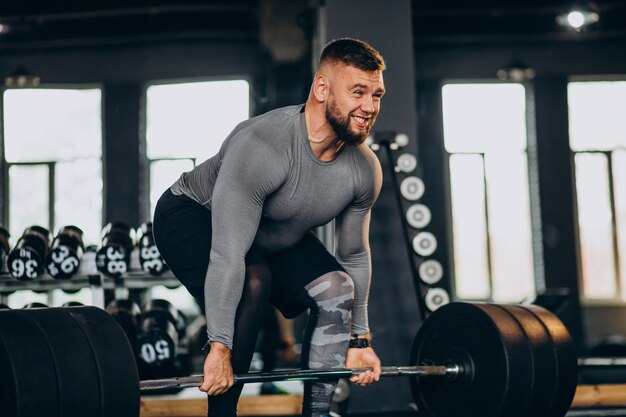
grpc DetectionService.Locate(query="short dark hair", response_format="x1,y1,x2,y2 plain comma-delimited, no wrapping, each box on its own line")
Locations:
319,38,385,72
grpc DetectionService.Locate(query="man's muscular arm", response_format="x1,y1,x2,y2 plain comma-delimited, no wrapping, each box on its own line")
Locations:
200,129,288,394
335,148,382,386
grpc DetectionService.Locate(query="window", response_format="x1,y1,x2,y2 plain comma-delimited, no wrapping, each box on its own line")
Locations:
442,83,535,302
569,81,626,301
145,79,250,215
144,79,250,306
3,88,103,245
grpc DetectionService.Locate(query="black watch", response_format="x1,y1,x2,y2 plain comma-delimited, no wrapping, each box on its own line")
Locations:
348,338,371,348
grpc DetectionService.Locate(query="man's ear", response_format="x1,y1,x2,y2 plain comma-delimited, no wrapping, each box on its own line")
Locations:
312,74,329,102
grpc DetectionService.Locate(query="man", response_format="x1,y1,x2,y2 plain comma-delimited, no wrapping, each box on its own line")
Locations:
153,38,385,417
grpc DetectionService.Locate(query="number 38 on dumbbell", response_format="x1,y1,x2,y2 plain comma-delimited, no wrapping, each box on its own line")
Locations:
96,222,135,277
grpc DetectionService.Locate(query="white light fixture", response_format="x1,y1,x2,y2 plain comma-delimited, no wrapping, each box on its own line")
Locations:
556,4,600,31
497,61,536,82
4,67,41,88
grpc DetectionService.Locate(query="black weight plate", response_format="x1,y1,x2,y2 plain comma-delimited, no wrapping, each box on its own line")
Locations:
0,309,60,417
410,302,534,417
523,305,578,417
67,307,140,417
28,308,101,417
496,305,558,417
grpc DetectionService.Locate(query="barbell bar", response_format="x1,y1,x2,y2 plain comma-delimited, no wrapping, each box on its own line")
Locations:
139,365,458,391
0,302,578,417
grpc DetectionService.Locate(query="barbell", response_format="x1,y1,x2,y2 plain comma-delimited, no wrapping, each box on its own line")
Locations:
0,302,578,417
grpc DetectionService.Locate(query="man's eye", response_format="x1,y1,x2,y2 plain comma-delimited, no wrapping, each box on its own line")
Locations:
354,90,363,96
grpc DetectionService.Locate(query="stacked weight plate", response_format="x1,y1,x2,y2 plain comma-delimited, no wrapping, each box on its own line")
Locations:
410,302,578,417
0,307,140,417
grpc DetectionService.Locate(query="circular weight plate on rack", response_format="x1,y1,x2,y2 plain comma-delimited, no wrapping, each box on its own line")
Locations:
522,305,578,417
406,204,432,229
395,133,410,147
495,305,558,417
0,309,60,417
396,153,418,173
410,302,534,417
28,308,101,417
419,260,444,284
424,288,450,312
412,232,437,257
67,307,140,417
400,176,425,201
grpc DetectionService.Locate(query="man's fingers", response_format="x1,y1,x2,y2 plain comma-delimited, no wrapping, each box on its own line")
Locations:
198,377,234,395
350,370,376,386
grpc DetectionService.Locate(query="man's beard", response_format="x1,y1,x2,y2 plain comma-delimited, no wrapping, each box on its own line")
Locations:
325,98,372,147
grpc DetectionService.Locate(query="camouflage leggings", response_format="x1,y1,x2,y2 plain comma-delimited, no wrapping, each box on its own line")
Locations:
300,270,354,417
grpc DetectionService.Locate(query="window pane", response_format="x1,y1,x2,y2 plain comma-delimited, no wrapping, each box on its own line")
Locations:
485,152,535,302
575,153,617,299
4,89,102,162
146,80,249,161
150,159,195,216
9,165,49,238
569,82,626,151
150,285,201,316
612,150,626,299
50,288,93,306
55,159,103,246
442,83,527,153
7,290,48,309
449,154,490,299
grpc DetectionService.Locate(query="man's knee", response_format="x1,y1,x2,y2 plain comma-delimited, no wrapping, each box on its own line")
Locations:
306,271,355,319
244,263,272,298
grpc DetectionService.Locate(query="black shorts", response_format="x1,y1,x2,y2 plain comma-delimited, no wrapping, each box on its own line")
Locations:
153,189,344,318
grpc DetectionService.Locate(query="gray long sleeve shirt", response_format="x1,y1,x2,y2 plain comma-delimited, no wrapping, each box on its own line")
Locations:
170,104,382,349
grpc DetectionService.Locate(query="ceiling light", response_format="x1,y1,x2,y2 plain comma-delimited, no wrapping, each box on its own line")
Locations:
556,6,600,31
5,67,41,88
497,61,536,82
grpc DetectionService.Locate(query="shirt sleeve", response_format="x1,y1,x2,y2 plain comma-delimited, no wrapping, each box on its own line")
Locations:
204,129,288,349
334,151,382,335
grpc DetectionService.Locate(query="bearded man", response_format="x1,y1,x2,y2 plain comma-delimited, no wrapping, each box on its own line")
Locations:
153,38,386,417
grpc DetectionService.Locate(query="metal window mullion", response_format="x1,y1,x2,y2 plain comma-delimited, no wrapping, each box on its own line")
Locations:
606,151,622,300
481,152,495,301
48,162,55,234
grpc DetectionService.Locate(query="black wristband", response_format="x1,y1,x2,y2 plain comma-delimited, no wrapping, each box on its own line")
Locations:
348,338,371,348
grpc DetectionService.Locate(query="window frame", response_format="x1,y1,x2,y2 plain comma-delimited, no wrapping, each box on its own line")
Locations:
441,79,543,303
141,75,253,218
0,83,104,238
568,76,626,306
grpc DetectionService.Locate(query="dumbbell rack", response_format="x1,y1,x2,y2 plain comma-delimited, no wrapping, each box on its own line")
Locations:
0,270,179,307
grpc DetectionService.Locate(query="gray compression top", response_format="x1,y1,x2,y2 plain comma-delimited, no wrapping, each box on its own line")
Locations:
170,104,382,349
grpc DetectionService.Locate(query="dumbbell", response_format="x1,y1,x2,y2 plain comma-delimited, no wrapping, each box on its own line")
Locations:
0,227,10,274
8,226,50,280
136,299,185,367
136,222,168,276
96,223,135,277
22,302,48,309
46,226,84,280
106,299,142,350
61,301,85,307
